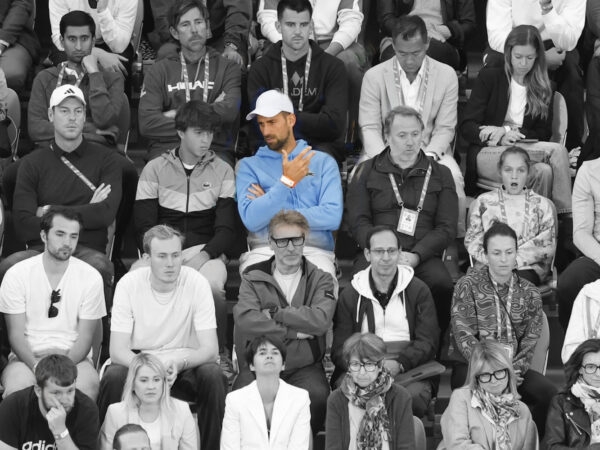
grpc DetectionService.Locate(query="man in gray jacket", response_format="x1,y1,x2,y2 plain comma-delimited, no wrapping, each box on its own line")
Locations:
233,209,336,434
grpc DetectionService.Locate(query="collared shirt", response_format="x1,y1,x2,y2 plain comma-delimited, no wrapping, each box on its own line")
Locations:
396,58,425,109
368,268,399,310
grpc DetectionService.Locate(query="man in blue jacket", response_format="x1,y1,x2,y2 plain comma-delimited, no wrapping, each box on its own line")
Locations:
236,89,343,282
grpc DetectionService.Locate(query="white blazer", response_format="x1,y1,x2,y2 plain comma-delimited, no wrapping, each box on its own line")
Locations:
220,380,311,450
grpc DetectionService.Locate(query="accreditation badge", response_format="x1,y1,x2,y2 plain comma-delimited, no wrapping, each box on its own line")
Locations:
397,207,419,236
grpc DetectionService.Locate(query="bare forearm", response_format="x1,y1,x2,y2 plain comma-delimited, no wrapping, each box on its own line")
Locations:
9,336,36,370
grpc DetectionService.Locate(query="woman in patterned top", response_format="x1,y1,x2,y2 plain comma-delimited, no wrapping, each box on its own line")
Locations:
465,146,556,286
440,340,538,449
449,221,556,436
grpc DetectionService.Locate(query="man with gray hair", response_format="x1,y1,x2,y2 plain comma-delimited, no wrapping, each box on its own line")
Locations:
234,210,337,434
97,224,227,449
347,106,457,333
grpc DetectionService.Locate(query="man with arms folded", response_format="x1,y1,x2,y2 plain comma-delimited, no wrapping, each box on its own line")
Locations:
138,0,241,165
98,224,227,450
237,89,343,281
234,210,336,434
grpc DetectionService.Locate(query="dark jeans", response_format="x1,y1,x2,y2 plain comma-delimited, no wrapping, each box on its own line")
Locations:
98,361,227,449
233,362,330,434
354,253,454,334
484,47,584,150
451,363,556,437
381,38,461,70
557,256,600,330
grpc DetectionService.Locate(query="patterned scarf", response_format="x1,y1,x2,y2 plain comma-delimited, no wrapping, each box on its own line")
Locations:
472,387,520,450
571,377,600,423
341,370,393,450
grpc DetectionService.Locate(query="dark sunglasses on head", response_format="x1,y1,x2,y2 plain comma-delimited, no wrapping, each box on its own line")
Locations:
88,0,98,8
48,289,61,318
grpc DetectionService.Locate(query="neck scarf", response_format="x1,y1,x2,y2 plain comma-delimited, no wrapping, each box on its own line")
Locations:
341,370,393,450
472,387,520,450
571,377,600,423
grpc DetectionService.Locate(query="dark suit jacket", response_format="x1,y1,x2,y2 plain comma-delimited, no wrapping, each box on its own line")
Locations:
0,0,40,61
378,0,476,49
460,67,554,147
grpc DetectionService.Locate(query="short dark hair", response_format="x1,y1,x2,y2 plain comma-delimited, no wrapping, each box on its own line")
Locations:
277,0,313,19
482,222,518,254
365,226,401,250
564,339,600,389
60,10,96,38
497,146,531,173
391,15,428,44
383,106,424,136
168,0,210,30
35,354,77,388
175,100,221,132
40,207,83,233
245,335,288,368
113,424,149,450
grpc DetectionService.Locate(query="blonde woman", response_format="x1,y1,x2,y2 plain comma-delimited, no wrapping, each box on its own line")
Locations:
441,341,538,449
100,353,197,450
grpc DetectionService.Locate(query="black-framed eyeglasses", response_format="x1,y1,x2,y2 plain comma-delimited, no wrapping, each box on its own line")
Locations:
477,368,508,383
270,235,305,248
348,360,381,373
48,289,61,318
582,364,600,375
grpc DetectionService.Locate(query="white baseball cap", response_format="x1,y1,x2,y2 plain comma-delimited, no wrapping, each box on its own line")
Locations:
49,84,86,109
246,89,294,120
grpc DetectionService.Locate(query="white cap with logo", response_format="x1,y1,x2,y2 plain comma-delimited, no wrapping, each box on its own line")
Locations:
246,89,294,120
49,84,87,109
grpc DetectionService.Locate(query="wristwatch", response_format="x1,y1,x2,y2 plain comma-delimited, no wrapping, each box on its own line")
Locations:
280,175,297,188
224,42,238,52
54,429,70,440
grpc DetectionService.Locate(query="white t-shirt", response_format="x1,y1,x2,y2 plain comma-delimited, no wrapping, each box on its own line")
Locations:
140,417,161,450
0,254,106,355
504,79,527,128
111,267,216,352
273,268,302,305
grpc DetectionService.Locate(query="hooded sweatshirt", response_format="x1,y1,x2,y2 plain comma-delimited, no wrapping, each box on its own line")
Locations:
236,139,343,251
562,280,600,363
331,265,440,382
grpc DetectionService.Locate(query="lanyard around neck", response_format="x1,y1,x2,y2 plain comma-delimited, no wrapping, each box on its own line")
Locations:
489,271,514,343
388,163,432,211
180,52,210,103
56,62,85,88
281,46,312,112
498,188,531,241
393,57,429,115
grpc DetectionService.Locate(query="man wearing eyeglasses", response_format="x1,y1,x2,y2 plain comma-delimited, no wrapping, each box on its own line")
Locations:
0,208,106,402
233,210,337,435
330,225,440,418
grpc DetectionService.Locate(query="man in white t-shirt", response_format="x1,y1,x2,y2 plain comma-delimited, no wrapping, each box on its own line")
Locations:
97,224,227,450
0,207,106,401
